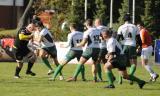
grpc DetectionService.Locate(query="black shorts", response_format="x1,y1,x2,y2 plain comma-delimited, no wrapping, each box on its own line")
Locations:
110,54,127,71
13,48,30,60
42,46,57,58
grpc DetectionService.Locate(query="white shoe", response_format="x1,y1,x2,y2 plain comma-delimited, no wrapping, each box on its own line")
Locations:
14,75,21,79
47,70,54,75
59,76,64,80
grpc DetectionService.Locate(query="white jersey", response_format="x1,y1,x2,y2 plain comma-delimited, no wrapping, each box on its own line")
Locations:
67,31,83,50
39,28,55,48
27,31,41,51
107,37,122,53
117,22,139,46
97,25,108,49
83,27,100,48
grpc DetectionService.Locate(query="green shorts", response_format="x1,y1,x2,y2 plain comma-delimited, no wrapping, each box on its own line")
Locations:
123,45,137,59
82,48,100,62
65,50,83,62
42,46,57,58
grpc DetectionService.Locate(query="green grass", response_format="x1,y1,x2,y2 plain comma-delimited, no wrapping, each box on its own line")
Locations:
0,29,16,38
0,59,160,96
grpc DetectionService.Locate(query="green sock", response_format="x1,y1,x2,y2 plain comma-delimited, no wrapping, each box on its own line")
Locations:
42,58,52,70
118,75,123,84
97,63,102,80
73,64,82,78
55,63,63,76
106,70,114,85
129,75,143,84
129,64,136,76
110,71,115,80
81,65,85,79
52,65,63,79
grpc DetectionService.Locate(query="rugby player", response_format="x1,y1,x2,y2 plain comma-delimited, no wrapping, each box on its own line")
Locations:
49,23,86,81
102,28,146,89
137,22,159,82
117,13,140,84
66,19,101,82
13,23,37,78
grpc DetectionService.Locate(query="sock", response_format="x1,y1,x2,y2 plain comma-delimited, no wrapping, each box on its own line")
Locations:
52,65,63,79
81,65,85,79
144,65,155,77
55,63,63,76
26,62,34,72
73,64,82,78
129,75,143,84
15,66,22,76
42,58,53,70
118,75,123,84
97,63,102,80
129,64,136,76
106,70,114,85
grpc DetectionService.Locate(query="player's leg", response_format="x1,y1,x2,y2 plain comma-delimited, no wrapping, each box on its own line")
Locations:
26,52,36,76
39,49,53,74
141,46,159,82
119,70,146,89
66,56,89,82
91,48,100,82
76,50,86,81
129,46,137,76
50,50,76,80
15,61,23,78
104,62,115,88
13,49,24,78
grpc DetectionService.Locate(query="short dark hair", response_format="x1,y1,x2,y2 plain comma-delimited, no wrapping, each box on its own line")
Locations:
137,22,145,27
85,19,93,26
32,20,44,28
102,28,112,37
124,13,131,21
69,23,77,30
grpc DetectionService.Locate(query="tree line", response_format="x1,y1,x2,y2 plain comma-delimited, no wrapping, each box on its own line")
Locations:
24,0,160,40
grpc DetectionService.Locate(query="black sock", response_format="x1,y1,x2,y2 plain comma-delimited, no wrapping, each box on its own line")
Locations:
26,62,34,72
15,66,21,76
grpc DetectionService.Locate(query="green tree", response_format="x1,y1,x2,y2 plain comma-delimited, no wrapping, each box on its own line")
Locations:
141,0,153,30
68,0,85,31
118,0,130,24
94,0,108,25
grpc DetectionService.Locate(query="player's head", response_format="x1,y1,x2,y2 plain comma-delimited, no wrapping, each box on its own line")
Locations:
69,23,77,32
32,15,41,22
94,18,102,27
124,13,131,22
26,23,36,32
84,19,93,28
101,28,112,39
32,20,44,31
137,22,145,30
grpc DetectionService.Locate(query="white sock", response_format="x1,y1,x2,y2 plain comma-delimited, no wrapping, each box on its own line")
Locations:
144,65,155,77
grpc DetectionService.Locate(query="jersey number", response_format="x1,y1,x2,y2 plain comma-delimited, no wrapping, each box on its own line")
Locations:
93,35,100,41
76,39,82,43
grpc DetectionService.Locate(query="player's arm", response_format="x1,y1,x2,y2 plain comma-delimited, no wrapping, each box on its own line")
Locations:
117,27,124,41
19,31,33,40
136,29,142,48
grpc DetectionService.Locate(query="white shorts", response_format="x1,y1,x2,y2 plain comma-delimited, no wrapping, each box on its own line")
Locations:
141,46,153,59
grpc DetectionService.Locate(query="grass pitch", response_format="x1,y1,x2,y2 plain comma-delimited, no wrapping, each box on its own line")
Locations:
0,60,160,96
